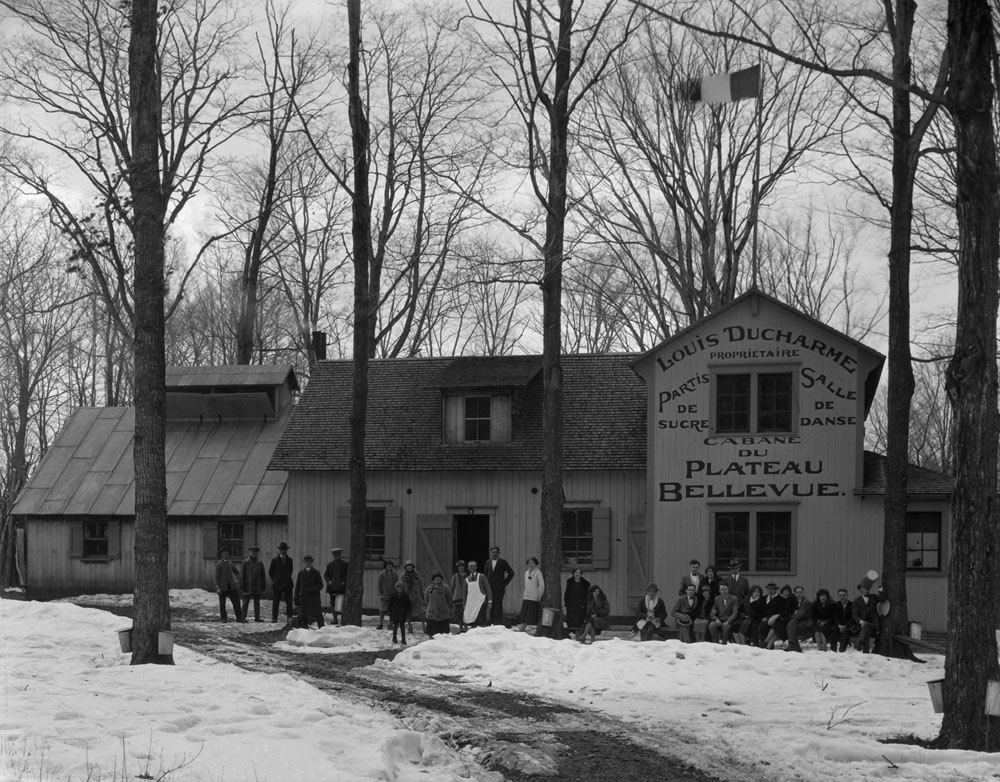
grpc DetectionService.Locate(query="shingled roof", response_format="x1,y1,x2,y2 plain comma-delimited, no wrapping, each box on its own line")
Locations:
858,451,954,496
269,354,647,471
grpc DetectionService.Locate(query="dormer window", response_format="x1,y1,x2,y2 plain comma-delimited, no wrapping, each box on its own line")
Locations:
444,393,511,444
464,396,491,441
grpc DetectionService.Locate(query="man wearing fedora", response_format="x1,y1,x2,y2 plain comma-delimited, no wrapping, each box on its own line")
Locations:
324,547,349,626
240,545,267,622
294,555,325,628
269,542,295,623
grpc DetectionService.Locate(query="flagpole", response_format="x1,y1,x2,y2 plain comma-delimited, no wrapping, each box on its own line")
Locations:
750,60,763,291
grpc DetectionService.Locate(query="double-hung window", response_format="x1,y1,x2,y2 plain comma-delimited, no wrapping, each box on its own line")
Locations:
906,511,941,570
713,507,794,572
364,508,387,562
714,370,794,433
464,396,491,442
562,508,594,565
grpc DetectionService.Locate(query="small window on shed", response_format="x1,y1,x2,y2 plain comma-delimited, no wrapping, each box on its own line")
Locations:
83,522,109,558
219,521,245,559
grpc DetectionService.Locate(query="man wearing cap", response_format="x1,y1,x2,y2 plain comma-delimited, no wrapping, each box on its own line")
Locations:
324,547,349,626
269,543,295,623
294,555,325,628
214,547,244,623
240,545,267,622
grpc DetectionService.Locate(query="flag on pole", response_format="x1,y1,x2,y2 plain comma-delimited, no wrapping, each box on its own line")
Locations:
686,65,760,104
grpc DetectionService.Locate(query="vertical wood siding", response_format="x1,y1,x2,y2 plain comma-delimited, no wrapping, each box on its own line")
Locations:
287,469,645,614
25,518,286,597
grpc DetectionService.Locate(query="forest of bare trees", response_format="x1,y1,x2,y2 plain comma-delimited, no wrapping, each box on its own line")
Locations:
1,0,995,745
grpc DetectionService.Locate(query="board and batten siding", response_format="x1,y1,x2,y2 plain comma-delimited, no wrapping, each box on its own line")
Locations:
286,469,645,614
25,517,286,597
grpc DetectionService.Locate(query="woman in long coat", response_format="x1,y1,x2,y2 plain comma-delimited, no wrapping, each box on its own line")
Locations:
563,568,591,635
423,571,454,638
399,560,425,634
516,557,545,632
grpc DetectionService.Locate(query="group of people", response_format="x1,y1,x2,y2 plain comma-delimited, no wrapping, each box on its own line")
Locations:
632,558,883,653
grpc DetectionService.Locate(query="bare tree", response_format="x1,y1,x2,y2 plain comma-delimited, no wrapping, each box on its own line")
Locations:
0,0,252,345
129,0,172,665
936,0,1000,751
469,0,639,612
577,10,847,325
344,0,374,626
0,190,85,586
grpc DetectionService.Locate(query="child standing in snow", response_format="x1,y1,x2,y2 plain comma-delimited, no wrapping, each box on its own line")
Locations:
387,582,412,645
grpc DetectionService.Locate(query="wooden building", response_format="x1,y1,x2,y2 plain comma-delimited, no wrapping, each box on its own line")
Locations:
15,292,952,630
11,365,298,598
267,354,648,616
271,290,952,630
631,291,952,631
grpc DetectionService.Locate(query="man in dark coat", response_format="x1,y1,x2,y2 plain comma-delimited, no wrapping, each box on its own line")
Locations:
294,555,325,628
269,542,295,623
831,587,858,652
214,547,243,623
240,546,268,622
484,546,515,625
852,583,879,653
324,547,349,626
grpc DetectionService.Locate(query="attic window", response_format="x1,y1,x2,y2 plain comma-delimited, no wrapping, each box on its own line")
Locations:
443,394,512,444
464,396,491,442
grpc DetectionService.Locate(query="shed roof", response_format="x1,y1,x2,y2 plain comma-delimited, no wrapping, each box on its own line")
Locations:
12,405,289,519
859,451,954,496
269,354,647,471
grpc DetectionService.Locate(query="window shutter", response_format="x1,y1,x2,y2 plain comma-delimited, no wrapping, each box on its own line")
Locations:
444,396,462,443
246,519,257,552
335,507,351,553
491,395,511,442
69,521,84,558
203,521,219,559
384,506,402,565
107,521,121,558
591,507,611,569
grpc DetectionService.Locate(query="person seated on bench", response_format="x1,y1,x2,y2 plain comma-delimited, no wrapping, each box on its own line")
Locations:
579,584,610,644
693,584,714,642
671,583,700,643
784,585,814,653
832,587,857,652
852,582,879,653
763,583,793,649
740,585,767,647
633,583,670,641
709,581,742,644
811,588,836,651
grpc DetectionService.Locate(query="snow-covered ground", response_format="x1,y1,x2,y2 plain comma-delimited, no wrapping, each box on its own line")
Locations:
2,589,998,782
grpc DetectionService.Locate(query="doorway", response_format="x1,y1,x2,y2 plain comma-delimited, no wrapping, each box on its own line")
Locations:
454,514,490,566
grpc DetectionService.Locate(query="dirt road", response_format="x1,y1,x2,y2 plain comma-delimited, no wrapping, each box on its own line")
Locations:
168,620,723,782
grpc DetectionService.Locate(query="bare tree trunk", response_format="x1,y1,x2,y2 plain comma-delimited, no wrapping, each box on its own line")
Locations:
936,0,1000,750
539,0,573,610
345,0,372,626
129,0,172,665
877,0,918,660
